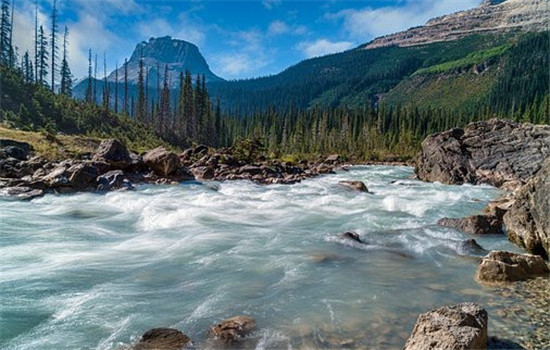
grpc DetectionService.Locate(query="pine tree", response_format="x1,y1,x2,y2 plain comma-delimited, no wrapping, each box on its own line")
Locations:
50,0,59,91
34,0,38,81
85,49,93,103
114,61,118,114
0,0,12,66
93,53,98,102
136,53,146,123
37,25,49,85
158,64,171,136
102,52,109,112
22,51,33,82
123,58,128,115
59,26,72,97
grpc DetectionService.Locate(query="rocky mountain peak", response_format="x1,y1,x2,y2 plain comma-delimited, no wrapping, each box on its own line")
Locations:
364,0,548,49
109,36,223,87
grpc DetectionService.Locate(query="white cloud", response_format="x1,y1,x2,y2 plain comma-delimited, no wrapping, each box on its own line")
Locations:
298,39,354,58
262,0,282,10
136,17,206,47
267,20,308,36
330,0,480,42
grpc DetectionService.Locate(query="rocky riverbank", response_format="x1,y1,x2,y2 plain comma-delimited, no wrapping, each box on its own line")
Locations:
416,118,550,259
0,138,347,200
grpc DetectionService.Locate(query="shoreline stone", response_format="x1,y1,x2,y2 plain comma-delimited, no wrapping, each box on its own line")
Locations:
476,250,549,284
403,302,488,350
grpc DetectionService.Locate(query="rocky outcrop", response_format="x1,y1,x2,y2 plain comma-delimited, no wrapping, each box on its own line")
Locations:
437,215,503,235
143,148,181,177
130,328,192,350
476,251,549,284
338,180,369,193
92,139,131,169
403,302,488,350
208,316,256,344
415,119,550,189
365,0,548,49
503,160,550,259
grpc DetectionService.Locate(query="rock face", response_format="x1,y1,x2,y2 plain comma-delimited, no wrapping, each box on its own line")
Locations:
404,302,488,350
208,316,256,343
504,160,550,259
338,180,369,193
437,215,503,235
143,147,181,177
415,119,550,188
476,250,549,284
131,328,192,350
365,0,548,49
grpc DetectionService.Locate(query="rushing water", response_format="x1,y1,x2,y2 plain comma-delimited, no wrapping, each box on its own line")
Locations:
1,166,527,349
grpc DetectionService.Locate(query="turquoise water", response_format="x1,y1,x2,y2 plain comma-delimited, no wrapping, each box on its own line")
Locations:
0,166,522,349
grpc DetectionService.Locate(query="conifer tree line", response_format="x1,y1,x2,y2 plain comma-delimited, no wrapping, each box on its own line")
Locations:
0,0,72,96
1,1,548,160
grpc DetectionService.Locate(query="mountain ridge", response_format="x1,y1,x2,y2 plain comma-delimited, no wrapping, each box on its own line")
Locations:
363,0,548,49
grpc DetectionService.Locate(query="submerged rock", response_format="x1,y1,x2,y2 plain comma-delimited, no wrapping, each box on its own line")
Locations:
0,186,44,200
437,215,503,234
415,119,550,189
503,159,550,259
403,302,488,350
339,232,366,244
459,239,488,255
338,180,368,193
476,250,549,284
208,315,256,343
131,328,192,350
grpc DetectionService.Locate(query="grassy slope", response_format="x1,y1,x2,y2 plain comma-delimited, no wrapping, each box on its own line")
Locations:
0,127,102,160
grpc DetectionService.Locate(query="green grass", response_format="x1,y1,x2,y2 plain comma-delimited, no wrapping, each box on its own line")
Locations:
413,44,511,76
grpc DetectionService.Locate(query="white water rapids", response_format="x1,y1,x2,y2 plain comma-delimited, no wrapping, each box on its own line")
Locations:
1,166,526,349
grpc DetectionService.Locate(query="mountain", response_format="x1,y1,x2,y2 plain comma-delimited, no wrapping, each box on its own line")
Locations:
208,0,548,114
364,0,548,49
112,36,223,87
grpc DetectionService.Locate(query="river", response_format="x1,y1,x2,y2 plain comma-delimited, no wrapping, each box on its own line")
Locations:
1,166,532,349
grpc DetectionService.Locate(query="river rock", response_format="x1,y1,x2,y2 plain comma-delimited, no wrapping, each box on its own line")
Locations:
476,251,549,284
403,302,488,350
97,170,130,191
325,154,341,164
437,215,503,234
208,315,256,343
503,159,550,259
459,239,488,255
0,186,44,200
339,231,366,244
131,328,192,350
191,166,215,180
415,119,550,188
67,162,101,189
92,139,131,169
143,147,180,177
338,180,368,192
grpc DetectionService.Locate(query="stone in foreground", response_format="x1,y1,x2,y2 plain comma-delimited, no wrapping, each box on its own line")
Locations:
503,159,550,259
437,215,503,235
476,250,549,284
338,180,368,192
403,302,488,350
130,328,192,350
208,315,256,343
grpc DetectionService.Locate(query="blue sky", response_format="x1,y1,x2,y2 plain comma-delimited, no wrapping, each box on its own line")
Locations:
13,0,481,80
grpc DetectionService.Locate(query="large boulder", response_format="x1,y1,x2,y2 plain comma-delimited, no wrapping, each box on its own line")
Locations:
476,250,549,284
415,119,550,188
208,316,256,343
0,186,44,200
403,302,488,350
437,215,503,235
92,139,131,169
143,147,180,177
130,328,192,350
503,159,550,259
